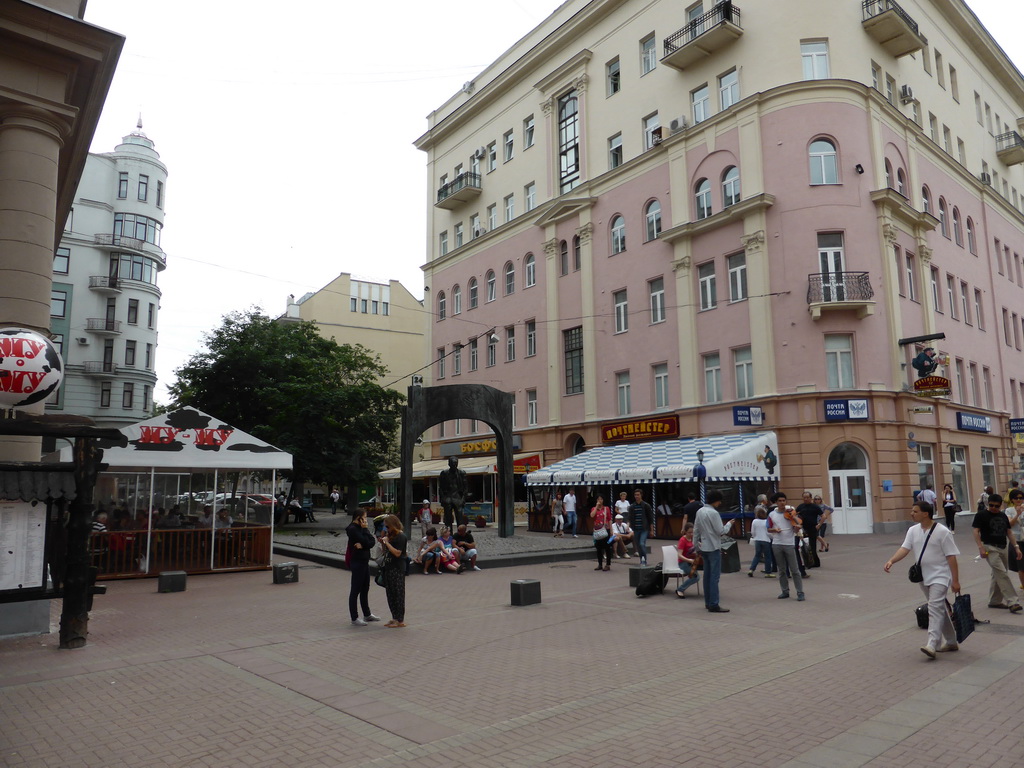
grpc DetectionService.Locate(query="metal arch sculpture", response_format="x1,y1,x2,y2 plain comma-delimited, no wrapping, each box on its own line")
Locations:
400,384,515,537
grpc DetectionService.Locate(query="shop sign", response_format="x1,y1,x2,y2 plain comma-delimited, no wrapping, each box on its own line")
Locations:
824,398,869,422
601,415,679,443
441,435,522,457
512,454,541,474
913,375,952,397
956,412,991,433
732,405,764,427
0,328,64,408
1009,418,1024,434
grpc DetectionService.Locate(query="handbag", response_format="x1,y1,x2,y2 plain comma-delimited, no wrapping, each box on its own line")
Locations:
908,524,936,583
374,568,386,587
915,603,929,629
949,592,974,642
593,527,609,541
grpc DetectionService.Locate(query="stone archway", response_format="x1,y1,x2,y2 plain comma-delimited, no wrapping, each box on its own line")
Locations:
400,384,515,537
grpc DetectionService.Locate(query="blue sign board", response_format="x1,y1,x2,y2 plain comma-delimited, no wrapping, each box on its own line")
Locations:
1010,418,1024,434
824,399,869,422
956,412,991,433
733,405,764,427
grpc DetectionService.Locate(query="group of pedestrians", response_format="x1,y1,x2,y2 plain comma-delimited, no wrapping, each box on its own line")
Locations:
587,489,657,569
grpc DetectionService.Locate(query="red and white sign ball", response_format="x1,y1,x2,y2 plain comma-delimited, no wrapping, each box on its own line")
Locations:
0,328,65,408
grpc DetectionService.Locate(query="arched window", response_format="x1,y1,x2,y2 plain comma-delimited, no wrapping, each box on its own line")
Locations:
486,270,496,302
524,253,536,287
452,284,462,314
809,139,838,184
828,442,868,470
938,198,949,238
504,261,515,295
966,217,977,254
468,277,478,309
884,159,893,189
952,207,963,246
722,166,740,207
573,235,581,270
611,215,626,253
695,179,712,220
559,240,569,275
921,185,931,214
896,168,907,196
437,291,446,320
645,200,662,241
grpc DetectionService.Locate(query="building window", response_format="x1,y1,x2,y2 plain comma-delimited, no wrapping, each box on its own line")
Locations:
921,185,931,214
100,382,111,408
698,262,717,310
695,178,712,219
156,180,163,208
917,443,934,490
505,325,516,361
452,285,462,314
691,86,711,127
573,235,581,271
487,335,497,367
469,338,479,371
719,69,739,109
122,383,134,409
801,41,830,79
487,204,497,231
526,320,536,357
969,362,980,405
486,270,496,302
437,291,446,320
523,115,535,148
649,278,665,324
504,262,515,295
127,299,139,325
952,208,963,246
564,326,584,394
525,253,536,287
722,166,740,207
487,142,497,172
960,281,970,324
896,168,907,196
654,363,669,410
118,172,128,199
138,174,148,202
703,353,722,403
614,289,629,334
884,159,893,188
643,113,660,150
524,182,536,212
983,367,993,409
607,57,621,96
734,346,754,399
454,222,464,248
439,231,448,256
437,348,446,379
949,446,968,511
981,447,996,490
946,276,957,319
558,90,580,192
609,133,623,169
809,139,838,184
825,333,854,389
145,343,153,369
468,278,478,309
938,199,949,238
504,194,515,222
728,252,747,301
966,218,977,254
905,253,916,302
559,240,569,276
125,340,136,367
527,389,538,426
640,35,656,75
617,371,632,415
453,344,462,375
503,130,514,162
645,200,662,241
974,289,984,329
611,215,626,254
470,214,480,238
930,267,940,312
50,289,67,317
54,247,70,274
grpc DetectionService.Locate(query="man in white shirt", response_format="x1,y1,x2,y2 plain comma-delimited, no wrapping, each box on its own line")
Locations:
611,514,634,558
884,501,960,658
767,492,805,602
563,490,578,538
917,484,937,512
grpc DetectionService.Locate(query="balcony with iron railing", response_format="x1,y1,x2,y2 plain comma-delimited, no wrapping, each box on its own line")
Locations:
662,2,742,71
807,271,875,320
996,131,1024,166
435,172,482,209
82,361,118,376
88,275,122,294
85,318,122,335
93,233,166,265
861,0,926,57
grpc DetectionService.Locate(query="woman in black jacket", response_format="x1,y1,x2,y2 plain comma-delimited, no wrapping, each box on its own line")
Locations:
346,511,381,626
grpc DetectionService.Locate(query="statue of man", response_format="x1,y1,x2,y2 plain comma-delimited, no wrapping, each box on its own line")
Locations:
439,456,468,528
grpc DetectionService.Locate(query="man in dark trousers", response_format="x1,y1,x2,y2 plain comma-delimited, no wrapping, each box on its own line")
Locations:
796,491,822,568
628,488,655,566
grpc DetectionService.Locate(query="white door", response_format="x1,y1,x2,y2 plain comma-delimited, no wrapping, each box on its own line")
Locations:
829,471,872,534
819,241,846,302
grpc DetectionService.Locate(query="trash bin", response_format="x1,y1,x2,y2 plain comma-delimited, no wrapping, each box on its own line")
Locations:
721,540,741,573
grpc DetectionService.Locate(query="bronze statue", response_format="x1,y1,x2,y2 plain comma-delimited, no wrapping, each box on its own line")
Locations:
438,456,468,528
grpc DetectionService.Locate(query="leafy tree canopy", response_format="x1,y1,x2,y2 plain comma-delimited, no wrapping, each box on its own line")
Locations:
167,309,404,492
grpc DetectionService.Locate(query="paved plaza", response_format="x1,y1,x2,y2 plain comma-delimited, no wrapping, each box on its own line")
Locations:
2,531,1023,767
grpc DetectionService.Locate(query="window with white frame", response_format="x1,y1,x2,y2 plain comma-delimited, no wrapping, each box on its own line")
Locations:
640,35,656,75
470,214,480,238
437,348,446,379
503,130,514,162
611,215,626,254
698,262,717,310
728,252,747,301
468,277,478,309
719,69,739,109
504,194,515,222
487,204,497,231
558,90,580,192
607,57,621,95
692,84,710,124
946,275,957,319
439,231,448,256
695,178,712,219
825,333,854,389
525,253,536,287
952,207,963,246
487,142,497,172
504,262,515,295
609,133,623,169
645,200,662,241
614,289,629,333
486,270,496,302
523,115,535,148
505,325,516,361
437,292,446,320
470,153,480,177
949,445,968,509
617,371,632,415
974,289,983,329
938,198,949,237
930,267,940,311
559,240,569,276
969,362,980,404
917,443,934,490
452,285,462,314
469,339,479,370
527,389,538,425
961,280,970,324
722,166,740,207
922,185,931,214
981,447,996,490
643,113,660,150
573,235,581,270
454,222,464,248
649,277,665,323
809,139,838,184
453,344,462,375
703,353,722,403
801,41,830,79
524,182,536,212
526,319,536,356
967,218,976,254
734,346,754,399
654,363,669,410
486,335,496,367
905,253,916,301
983,366,993,408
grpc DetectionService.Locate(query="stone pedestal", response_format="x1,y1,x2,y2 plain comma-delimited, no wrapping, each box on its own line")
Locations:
510,579,541,606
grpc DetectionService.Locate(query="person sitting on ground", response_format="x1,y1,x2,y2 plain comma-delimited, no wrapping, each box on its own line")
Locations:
415,527,444,573
438,525,461,572
611,514,634,558
675,523,701,598
454,524,482,571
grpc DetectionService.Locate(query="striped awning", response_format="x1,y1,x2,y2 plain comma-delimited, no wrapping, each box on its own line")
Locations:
524,431,779,486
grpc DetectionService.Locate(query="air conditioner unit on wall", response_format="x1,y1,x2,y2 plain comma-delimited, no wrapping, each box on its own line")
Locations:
980,172,992,185
899,85,914,103
670,116,688,133
76,337,89,344
473,146,486,159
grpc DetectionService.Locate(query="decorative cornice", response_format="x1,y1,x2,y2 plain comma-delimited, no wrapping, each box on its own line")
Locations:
660,194,776,245
672,255,691,273
532,196,598,228
575,222,593,244
882,223,899,243
740,230,765,253
543,238,559,258
918,245,933,263
870,187,937,233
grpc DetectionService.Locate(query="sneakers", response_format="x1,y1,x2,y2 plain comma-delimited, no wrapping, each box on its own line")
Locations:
797,593,806,601
352,618,367,626
675,589,687,599
747,571,754,578
473,565,482,571
778,592,790,599
365,614,382,622
920,645,937,659
937,642,959,652
765,573,777,578
1011,604,1023,614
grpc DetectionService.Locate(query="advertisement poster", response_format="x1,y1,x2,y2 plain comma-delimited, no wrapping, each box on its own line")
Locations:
0,500,47,591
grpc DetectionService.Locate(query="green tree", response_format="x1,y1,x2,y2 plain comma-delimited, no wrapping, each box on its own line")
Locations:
168,309,404,499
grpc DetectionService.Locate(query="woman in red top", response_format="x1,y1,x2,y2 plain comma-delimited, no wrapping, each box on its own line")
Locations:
591,495,614,571
675,523,701,598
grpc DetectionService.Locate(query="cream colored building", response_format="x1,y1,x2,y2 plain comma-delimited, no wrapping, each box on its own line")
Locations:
282,274,426,391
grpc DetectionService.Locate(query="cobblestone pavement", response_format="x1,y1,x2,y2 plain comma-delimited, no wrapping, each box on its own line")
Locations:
2,533,1023,768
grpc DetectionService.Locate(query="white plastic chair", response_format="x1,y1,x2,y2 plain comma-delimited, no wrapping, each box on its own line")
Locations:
661,544,700,596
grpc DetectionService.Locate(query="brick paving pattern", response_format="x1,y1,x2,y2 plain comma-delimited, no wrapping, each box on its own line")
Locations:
2,534,1023,767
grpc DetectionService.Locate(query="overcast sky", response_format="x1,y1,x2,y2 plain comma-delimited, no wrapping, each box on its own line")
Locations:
81,0,1023,402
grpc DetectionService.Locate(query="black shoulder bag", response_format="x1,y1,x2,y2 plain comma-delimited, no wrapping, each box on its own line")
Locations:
908,524,936,583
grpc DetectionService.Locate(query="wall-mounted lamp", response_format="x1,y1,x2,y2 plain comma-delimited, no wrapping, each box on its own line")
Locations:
854,164,865,174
